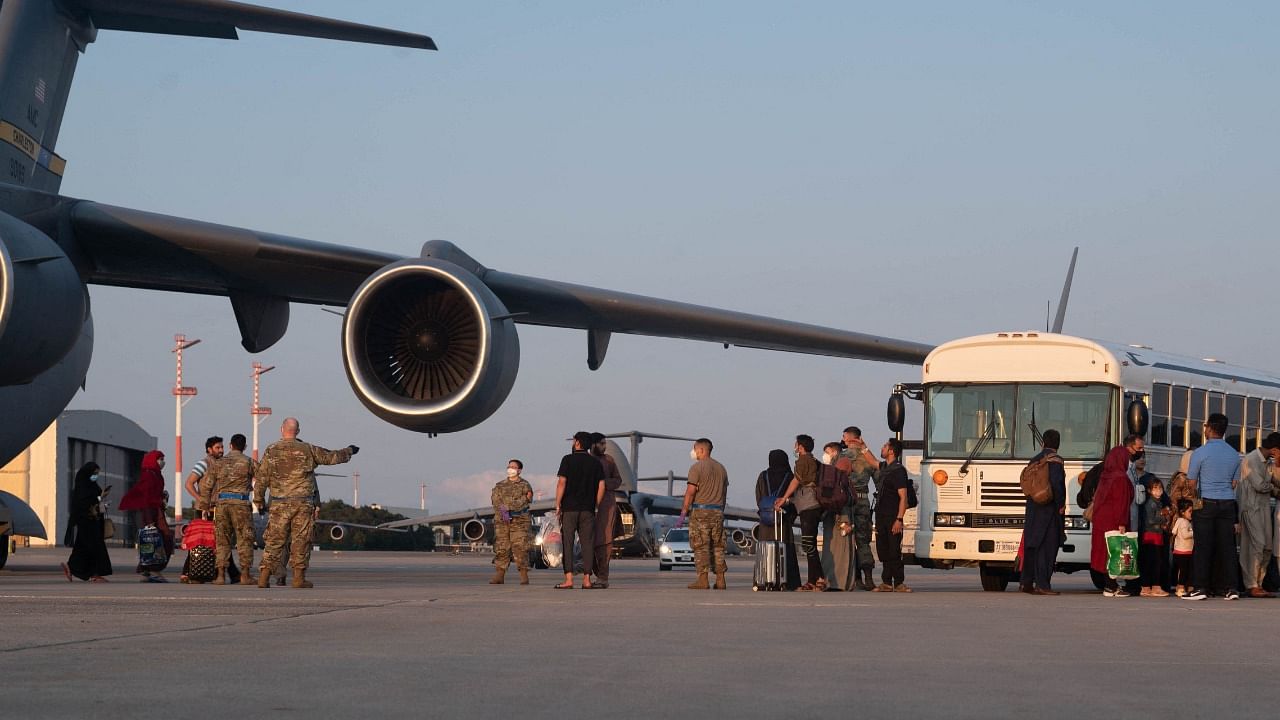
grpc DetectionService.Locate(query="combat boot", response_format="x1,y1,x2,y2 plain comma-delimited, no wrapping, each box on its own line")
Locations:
688,572,710,590
257,571,271,588
240,571,257,586
518,568,529,585
713,572,727,590
212,568,226,586
489,568,506,585
291,569,314,589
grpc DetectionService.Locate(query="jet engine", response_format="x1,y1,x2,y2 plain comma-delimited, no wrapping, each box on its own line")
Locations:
0,213,86,386
0,214,94,467
461,518,492,543
341,257,519,433
729,528,751,551
329,524,346,542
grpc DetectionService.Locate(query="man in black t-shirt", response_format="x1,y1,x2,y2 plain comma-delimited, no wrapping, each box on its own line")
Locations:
872,438,911,593
555,431,606,589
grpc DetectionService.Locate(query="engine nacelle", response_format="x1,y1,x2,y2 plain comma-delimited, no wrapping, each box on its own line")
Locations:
342,258,520,433
729,528,751,550
461,518,492,543
329,524,346,542
0,213,86,385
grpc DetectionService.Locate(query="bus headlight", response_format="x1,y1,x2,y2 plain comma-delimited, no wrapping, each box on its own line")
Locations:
932,469,949,486
933,513,969,527
1063,516,1091,530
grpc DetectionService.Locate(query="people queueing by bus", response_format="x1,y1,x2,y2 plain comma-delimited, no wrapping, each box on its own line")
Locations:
1184,413,1241,600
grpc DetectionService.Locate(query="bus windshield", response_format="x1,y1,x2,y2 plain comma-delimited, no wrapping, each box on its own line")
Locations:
926,383,1113,461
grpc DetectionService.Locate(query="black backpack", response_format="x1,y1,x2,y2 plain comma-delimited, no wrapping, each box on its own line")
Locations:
1076,462,1104,509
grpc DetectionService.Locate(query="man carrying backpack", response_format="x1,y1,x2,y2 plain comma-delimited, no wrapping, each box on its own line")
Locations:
1020,429,1066,595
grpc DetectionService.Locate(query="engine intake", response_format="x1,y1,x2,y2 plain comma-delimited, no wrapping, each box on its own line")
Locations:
342,259,520,433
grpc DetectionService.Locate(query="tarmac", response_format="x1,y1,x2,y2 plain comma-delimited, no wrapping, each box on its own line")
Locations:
2,546,1277,719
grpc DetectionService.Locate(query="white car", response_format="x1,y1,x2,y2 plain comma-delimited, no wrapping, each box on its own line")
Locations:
657,528,694,571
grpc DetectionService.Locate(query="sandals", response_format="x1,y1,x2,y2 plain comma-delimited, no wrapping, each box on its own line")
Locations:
553,582,574,590
60,563,73,582
814,579,830,592
797,583,816,592
90,576,109,583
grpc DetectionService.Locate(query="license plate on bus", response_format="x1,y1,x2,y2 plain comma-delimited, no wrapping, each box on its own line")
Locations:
994,541,1020,554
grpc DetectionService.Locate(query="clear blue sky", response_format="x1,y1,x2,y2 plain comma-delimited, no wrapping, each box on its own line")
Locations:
61,1,1280,512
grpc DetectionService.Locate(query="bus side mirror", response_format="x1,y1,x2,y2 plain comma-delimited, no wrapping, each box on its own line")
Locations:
887,393,906,434
1126,399,1149,437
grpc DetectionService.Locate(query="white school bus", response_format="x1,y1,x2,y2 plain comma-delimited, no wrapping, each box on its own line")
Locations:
890,332,1280,591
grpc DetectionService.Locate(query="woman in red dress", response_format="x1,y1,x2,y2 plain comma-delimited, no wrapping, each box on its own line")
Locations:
1090,443,1137,597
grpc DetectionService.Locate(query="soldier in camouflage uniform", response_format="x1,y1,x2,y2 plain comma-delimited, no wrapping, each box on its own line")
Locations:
489,459,534,585
254,417,357,588
198,433,257,585
841,426,881,590
679,438,729,589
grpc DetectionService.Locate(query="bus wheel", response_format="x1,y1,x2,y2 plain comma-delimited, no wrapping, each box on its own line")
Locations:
1090,569,1107,590
979,563,1010,592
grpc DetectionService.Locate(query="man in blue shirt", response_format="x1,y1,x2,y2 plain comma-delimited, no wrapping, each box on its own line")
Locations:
1185,412,1242,601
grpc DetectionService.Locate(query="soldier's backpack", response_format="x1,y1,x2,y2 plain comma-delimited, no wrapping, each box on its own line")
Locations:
816,463,852,513
1020,451,1061,505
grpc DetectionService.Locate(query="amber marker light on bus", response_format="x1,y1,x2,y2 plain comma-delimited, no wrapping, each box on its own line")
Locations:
932,469,949,486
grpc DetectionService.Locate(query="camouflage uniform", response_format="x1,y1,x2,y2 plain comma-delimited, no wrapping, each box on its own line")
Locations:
687,457,729,578
199,449,256,573
491,478,533,571
689,509,727,574
254,438,352,580
841,448,877,572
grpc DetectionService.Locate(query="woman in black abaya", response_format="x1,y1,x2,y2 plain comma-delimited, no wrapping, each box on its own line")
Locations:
61,462,113,582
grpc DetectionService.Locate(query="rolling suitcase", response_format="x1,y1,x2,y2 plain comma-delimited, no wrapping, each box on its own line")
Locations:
752,510,786,591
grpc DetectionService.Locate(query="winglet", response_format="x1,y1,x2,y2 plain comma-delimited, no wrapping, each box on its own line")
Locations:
74,0,437,50
1050,247,1078,334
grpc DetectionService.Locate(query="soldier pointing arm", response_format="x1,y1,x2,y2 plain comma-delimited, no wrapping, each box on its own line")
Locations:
255,417,358,589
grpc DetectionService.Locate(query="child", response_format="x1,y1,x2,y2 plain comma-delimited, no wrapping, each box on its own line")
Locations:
1170,498,1194,597
1139,476,1170,596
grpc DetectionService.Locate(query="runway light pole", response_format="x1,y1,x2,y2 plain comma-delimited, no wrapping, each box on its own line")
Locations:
250,362,276,461
353,470,360,508
420,482,426,511
172,334,200,520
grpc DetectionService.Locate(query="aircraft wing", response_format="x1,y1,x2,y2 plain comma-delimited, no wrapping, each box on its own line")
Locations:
376,499,559,530
631,492,760,524
59,199,934,362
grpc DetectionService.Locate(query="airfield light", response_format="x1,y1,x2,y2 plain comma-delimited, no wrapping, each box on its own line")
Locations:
932,469,949,486
251,362,276,461
171,334,201,520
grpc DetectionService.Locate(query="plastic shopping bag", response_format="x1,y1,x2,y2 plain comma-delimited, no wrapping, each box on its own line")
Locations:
540,514,563,569
1105,530,1140,580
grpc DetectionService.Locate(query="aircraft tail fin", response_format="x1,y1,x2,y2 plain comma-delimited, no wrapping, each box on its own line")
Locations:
75,0,436,49
1050,247,1078,334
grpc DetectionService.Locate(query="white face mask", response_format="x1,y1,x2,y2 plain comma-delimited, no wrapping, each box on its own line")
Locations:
157,458,165,470
506,467,519,478
90,473,100,483
822,452,835,464
690,449,699,461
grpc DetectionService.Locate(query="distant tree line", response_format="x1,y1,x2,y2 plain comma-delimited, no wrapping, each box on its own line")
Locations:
317,500,435,551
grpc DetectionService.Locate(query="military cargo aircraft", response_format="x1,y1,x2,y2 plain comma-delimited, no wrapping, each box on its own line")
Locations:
379,434,760,558
0,1,930,471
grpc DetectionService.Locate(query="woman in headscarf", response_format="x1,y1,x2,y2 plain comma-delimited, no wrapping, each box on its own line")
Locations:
118,450,172,582
61,462,113,582
1090,443,1137,597
755,449,801,590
